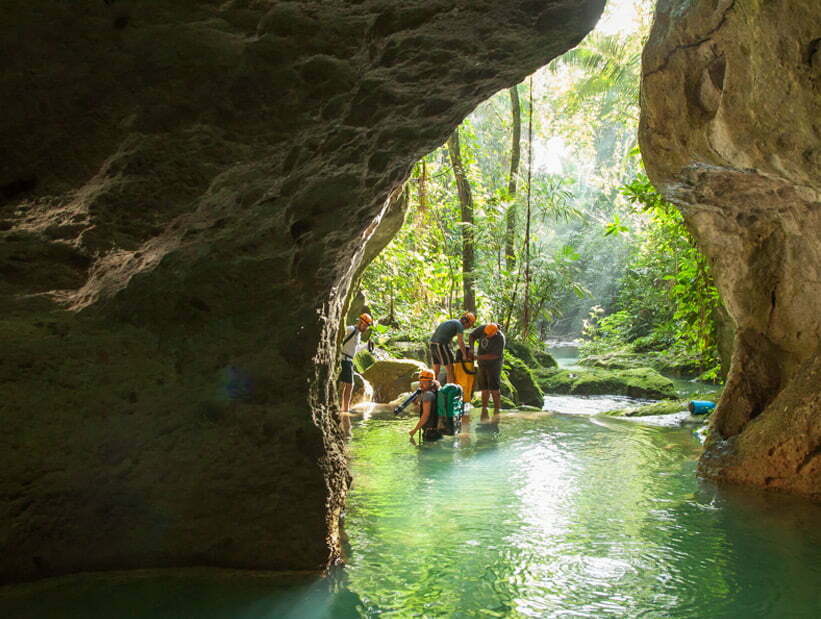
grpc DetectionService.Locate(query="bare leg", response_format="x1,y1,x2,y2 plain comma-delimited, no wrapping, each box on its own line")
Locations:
491,390,501,424
445,363,455,384
432,362,441,381
481,390,490,422
340,382,353,413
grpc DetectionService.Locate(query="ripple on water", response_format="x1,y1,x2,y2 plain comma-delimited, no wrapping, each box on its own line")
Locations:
344,411,821,618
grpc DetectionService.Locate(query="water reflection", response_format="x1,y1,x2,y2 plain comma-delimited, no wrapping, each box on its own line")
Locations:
345,413,821,617
2,411,819,618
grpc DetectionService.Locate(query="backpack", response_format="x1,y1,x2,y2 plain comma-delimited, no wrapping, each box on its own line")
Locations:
422,383,464,441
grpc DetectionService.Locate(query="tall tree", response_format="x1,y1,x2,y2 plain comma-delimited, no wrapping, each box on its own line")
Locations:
522,77,535,337
446,129,476,315
505,84,521,271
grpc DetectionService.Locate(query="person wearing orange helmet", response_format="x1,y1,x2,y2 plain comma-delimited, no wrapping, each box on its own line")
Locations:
407,368,439,443
469,322,506,427
429,311,476,384
339,312,374,414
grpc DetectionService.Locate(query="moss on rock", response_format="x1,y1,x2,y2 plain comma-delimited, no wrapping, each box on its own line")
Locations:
601,399,691,417
580,348,709,378
385,340,428,363
537,366,677,399
353,349,375,373
506,340,557,369
534,349,558,368
503,355,544,407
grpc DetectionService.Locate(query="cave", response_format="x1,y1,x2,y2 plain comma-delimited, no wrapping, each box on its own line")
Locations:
0,0,818,585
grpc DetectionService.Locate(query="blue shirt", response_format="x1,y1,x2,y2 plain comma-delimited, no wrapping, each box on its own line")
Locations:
430,319,464,344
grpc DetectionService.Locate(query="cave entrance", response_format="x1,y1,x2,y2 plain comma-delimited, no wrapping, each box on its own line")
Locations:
344,0,724,421
336,2,736,612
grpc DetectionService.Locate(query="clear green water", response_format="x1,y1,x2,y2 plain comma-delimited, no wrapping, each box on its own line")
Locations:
2,409,820,618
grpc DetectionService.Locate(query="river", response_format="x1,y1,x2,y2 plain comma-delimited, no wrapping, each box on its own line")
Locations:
3,401,820,617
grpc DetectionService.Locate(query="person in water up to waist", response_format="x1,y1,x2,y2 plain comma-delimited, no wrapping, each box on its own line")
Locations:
339,313,374,414
469,322,505,427
429,312,476,384
408,369,439,444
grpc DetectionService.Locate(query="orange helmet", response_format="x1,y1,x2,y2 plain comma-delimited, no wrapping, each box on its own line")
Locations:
461,311,476,326
358,313,373,326
484,323,499,337
418,369,435,383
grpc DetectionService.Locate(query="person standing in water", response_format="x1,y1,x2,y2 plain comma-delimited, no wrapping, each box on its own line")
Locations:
339,313,374,414
429,312,476,384
469,322,505,427
408,369,439,444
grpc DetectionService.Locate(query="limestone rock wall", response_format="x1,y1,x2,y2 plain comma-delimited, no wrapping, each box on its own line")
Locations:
0,1,604,581
640,0,820,499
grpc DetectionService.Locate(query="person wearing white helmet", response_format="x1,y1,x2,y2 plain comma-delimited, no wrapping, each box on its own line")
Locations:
339,313,374,414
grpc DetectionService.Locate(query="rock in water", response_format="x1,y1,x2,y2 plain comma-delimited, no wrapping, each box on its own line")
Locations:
503,356,545,407
362,359,427,403
538,367,678,400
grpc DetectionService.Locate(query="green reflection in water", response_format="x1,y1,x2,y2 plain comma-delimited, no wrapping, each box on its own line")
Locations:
344,413,821,617
1,411,819,618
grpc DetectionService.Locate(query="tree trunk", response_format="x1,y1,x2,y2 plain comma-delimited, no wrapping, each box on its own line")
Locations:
447,129,476,315
522,78,534,337
505,84,521,272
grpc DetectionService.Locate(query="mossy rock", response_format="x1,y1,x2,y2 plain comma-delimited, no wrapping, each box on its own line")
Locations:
534,349,558,368
580,347,713,379
385,340,428,363
579,349,644,371
518,404,542,412
537,366,677,399
503,355,544,407
353,349,375,373
600,399,691,417
505,340,556,369
506,340,539,367
361,358,427,403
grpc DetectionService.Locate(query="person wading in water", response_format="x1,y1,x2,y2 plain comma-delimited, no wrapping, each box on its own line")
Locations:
339,313,374,415
407,369,439,444
429,312,476,384
469,322,505,429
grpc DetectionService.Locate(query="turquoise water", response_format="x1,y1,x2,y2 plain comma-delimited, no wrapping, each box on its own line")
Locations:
2,409,820,617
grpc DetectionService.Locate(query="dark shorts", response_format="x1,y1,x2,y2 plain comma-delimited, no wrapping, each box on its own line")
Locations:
339,358,354,384
429,341,454,366
477,358,503,391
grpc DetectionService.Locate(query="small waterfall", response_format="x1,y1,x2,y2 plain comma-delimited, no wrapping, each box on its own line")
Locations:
351,373,376,419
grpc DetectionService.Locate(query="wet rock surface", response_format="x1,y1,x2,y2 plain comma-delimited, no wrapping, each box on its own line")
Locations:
0,0,606,581
640,0,820,498
537,367,678,400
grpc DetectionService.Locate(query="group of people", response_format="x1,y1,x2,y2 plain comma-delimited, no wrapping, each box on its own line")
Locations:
338,310,507,438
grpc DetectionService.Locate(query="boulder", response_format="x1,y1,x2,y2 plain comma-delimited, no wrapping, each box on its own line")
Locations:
601,399,692,417
579,350,645,371
534,349,558,369
506,340,557,369
386,341,428,364
537,367,677,399
503,355,544,407
361,359,427,403
580,348,709,377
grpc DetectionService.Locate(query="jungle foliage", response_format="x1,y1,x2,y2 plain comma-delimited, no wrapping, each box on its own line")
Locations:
360,0,723,378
